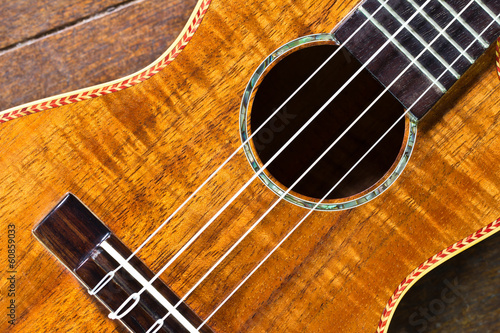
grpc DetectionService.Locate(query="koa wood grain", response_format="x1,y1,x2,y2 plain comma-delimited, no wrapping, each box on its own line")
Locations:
0,0,499,332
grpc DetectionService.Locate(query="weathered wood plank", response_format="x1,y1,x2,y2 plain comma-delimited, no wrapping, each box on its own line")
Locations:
0,0,126,49
0,0,197,111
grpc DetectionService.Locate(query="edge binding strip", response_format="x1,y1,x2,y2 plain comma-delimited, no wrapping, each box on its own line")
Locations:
376,217,500,333
0,0,212,124
497,36,500,80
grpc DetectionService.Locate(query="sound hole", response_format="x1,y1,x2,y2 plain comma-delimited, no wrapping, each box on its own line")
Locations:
249,44,406,200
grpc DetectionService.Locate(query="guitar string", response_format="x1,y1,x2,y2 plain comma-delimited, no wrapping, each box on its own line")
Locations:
148,1,486,330
197,12,500,330
90,0,393,297
91,0,414,297
110,1,488,318
106,0,438,320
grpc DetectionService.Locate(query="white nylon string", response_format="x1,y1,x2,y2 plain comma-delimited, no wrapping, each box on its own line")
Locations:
198,10,500,329
90,0,393,297
150,0,481,330
107,0,436,321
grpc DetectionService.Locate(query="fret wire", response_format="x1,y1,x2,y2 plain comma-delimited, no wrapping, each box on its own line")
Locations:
437,0,489,47
377,0,460,78
198,9,499,329
407,0,474,63
359,6,447,92
475,0,500,25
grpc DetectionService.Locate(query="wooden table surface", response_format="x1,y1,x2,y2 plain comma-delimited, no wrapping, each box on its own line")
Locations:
1,1,498,332
0,0,197,111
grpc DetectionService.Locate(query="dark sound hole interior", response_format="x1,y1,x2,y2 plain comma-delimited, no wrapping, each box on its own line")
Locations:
250,44,406,200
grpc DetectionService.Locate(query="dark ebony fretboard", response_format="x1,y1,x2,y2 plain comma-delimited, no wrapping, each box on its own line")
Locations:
335,0,500,119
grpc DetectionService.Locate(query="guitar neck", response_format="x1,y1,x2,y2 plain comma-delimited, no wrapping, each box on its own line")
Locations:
334,0,500,119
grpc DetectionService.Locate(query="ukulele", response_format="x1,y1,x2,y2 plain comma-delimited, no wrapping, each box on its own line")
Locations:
1,0,499,332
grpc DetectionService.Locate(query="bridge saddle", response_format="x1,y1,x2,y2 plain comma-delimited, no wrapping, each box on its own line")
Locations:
34,193,212,333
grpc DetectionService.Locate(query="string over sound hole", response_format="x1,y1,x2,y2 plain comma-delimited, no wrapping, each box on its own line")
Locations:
243,38,411,207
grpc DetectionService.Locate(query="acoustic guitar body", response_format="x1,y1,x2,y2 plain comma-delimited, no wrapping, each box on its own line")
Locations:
0,0,499,332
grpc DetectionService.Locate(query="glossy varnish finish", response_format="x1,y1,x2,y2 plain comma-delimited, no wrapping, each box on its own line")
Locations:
0,0,499,332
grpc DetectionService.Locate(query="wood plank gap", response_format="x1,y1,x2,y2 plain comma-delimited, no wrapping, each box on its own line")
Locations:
0,0,145,56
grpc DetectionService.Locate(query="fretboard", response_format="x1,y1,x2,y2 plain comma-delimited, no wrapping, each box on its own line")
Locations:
335,0,500,119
